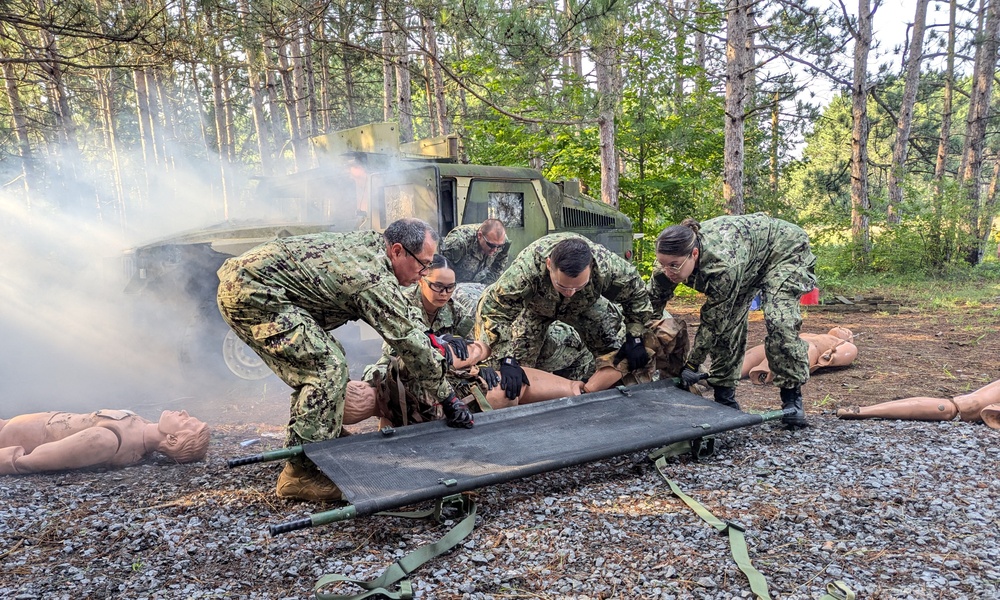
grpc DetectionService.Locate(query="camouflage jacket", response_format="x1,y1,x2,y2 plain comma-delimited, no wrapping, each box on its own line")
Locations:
478,232,653,362
441,224,510,284
217,230,452,401
648,213,816,367
364,284,475,381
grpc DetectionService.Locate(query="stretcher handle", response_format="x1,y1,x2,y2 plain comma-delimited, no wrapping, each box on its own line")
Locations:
270,505,358,536
227,445,304,468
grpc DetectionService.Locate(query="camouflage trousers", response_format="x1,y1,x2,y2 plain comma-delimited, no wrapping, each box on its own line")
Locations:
217,295,348,462
703,246,815,389
517,297,624,381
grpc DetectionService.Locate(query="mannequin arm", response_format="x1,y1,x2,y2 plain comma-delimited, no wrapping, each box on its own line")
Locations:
2,428,121,474
451,341,491,370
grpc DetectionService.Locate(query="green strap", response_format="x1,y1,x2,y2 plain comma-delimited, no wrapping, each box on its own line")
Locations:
819,580,855,600
654,456,773,600
314,495,477,600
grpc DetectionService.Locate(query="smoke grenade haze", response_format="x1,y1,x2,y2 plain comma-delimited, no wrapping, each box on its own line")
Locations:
0,150,296,423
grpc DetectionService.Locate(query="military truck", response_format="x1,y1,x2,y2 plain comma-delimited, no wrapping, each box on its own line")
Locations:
122,122,635,382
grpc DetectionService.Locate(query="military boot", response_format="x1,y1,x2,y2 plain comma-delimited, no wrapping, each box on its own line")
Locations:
714,386,741,410
780,386,809,429
276,462,343,502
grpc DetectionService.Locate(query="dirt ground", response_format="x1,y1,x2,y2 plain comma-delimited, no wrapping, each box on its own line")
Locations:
3,299,999,600
718,299,1000,417
190,297,1000,428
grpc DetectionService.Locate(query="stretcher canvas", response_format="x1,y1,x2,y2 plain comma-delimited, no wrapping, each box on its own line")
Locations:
305,380,766,516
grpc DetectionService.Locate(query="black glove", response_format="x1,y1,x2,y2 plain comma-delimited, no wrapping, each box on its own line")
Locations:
427,332,453,365
615,335,650,371
441,394,474,428
499,356,530,400
438,334,469,362
679,363,708,389
477,366,500,391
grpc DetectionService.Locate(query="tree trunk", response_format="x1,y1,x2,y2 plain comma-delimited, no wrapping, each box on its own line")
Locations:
423,15,450,136
770,91,780,193
393,8,414,143
153,70,177,170
144,68,166,167
300,20,319,136
958,0,1000,264
931,0,957,265
382,8,395,122
277,40,307,171
850,0,873,264
669,0,684,107
315,18,331,132
291,29,312,146
887,0,929,224
594,36,621,208
237,0,274,174
1,60,36,205
133,69,156,169
421,26,436,137
263,42,286,162
723,0,749,215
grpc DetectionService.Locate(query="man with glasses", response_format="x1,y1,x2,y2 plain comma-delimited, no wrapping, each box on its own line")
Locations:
441,219,511,285
217,218,474,503
475,232,654,400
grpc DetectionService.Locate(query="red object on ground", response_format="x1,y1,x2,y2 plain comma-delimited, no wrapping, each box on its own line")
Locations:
800,287,820,305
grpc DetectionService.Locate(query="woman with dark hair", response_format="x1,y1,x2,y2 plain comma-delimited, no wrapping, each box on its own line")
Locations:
358,254,585,427
649,213,817,428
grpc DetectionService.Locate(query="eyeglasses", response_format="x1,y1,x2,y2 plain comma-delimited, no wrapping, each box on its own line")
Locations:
552,279,590,293
479,231,507,250
403,245,430,275
424,279,457,294
663,254,693,274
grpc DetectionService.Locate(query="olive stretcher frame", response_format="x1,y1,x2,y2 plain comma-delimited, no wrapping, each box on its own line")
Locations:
229,379,790,535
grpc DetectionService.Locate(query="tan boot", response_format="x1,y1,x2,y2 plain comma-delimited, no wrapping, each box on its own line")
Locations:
275,462,344,502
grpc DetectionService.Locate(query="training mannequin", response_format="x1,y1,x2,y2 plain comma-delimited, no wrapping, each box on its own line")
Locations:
742,327,858,385
0,410,211,475
583,317,691,393
837,379,1000,429
345,366,585,426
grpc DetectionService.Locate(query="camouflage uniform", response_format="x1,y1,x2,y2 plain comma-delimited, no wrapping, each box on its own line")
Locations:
216,230,451,454
475,232,653,377
649,213,817,389
361,285,481,425
455,283,594,380
441,224,511,284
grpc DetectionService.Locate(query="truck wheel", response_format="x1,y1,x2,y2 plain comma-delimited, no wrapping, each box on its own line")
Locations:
222,329,272,380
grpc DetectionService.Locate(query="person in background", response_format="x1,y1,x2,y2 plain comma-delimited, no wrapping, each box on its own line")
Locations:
476,232,654,400
441,219,511,285
216,218,472,503
650,213,817,428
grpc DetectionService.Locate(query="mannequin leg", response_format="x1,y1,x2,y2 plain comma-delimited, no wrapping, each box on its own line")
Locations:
953,379,1000,421
836,397,959,421
483,367,583,408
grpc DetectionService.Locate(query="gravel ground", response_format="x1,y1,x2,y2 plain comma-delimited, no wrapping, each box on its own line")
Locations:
2,302,998,599
2,413,998,599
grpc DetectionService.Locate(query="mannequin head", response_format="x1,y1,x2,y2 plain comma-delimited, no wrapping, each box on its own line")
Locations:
155,410,210,463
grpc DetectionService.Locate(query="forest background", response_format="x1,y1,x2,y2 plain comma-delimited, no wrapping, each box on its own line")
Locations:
1,0,999,288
